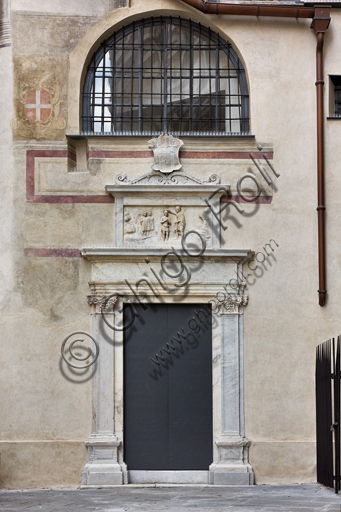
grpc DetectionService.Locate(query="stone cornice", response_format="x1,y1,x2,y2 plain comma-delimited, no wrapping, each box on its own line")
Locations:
82,247,254,263
106,182,227,197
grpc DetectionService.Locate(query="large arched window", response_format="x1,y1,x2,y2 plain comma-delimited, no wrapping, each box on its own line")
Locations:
82,17,249,136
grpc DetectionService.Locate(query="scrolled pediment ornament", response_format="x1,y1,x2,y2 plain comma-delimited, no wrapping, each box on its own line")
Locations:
114,133,220,187
116,171,220,186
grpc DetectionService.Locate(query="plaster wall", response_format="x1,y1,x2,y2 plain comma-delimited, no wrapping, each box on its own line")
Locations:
1,0,341,487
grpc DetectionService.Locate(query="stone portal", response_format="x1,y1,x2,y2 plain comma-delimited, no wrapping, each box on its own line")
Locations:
81,137,254,486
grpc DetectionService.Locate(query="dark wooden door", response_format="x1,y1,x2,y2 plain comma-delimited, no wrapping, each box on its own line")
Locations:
124,303,213,470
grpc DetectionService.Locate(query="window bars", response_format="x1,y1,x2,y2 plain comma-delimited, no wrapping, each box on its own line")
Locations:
82,17,250,136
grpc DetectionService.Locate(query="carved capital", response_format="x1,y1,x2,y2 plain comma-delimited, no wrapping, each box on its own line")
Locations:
221,295,248,314
87,294,118,313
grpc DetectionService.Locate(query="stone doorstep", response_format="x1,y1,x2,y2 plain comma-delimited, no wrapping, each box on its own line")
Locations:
129,470,209,485
79,483,256,489
81,471,255,488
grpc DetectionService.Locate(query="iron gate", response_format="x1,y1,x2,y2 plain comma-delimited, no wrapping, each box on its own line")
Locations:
316,336,340,493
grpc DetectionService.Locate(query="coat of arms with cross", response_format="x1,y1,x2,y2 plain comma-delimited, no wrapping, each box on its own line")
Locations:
25,90,52,123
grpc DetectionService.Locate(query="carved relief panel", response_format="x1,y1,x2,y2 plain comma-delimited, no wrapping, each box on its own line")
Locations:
105,135,230,250
122,205,211,248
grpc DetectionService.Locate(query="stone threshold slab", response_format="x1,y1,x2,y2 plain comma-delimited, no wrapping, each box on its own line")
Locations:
129,471,209,484
79,484,255,489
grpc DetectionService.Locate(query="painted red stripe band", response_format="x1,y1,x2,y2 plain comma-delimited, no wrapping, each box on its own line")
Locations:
29,195,114,204
87,150,273,160
182,151,273,160
26,150,273,204
88,150,153,159
222,195,272,204
26,150,114,204
24,248,82,258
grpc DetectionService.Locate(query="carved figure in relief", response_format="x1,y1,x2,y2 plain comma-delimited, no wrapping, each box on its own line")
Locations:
199,210,211,240
147,211,155,233
160,210,171,241
169,206,186,238
124,212,136,235
138,211,150,236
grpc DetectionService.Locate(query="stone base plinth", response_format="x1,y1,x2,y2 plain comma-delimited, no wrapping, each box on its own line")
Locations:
81,436,126,487
209,435,254,485
210,472,254,485
82,464,124,486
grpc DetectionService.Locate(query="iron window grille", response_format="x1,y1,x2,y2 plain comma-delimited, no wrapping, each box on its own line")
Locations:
329,75,341,118
82,17,250,136
335,87,341,115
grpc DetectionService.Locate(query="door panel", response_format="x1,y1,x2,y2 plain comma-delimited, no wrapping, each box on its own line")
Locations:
124,303,212,470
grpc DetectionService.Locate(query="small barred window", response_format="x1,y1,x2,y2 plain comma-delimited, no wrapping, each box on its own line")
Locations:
329,75,341,117
82,17,250,136
335,87,341,115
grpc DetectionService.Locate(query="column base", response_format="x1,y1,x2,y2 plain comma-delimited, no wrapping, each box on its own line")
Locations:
82,435,126,486
209,471,254,485
209,435,254,485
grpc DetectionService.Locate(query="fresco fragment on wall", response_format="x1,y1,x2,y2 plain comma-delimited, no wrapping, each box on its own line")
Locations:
12,57,67,140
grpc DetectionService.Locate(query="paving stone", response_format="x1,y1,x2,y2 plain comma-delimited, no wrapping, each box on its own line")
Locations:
0,485,340,512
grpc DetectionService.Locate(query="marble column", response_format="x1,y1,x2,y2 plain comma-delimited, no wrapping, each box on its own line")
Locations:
210,303,254,485
82,296,125,486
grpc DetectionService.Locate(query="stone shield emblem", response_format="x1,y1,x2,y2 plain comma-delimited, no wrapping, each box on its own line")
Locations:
148,134,184,174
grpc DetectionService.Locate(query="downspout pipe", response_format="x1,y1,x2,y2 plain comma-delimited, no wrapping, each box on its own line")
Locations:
312,7,331,306
316,33,327,306
181,0,331,307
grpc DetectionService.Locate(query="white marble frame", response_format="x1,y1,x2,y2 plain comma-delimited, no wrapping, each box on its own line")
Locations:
81,268,254,486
